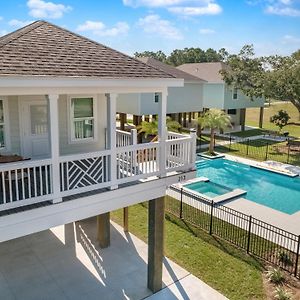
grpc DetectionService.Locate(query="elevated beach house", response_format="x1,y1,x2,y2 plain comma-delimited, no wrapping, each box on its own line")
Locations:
178,62,265,130
0,21,196,292
116,57,205,130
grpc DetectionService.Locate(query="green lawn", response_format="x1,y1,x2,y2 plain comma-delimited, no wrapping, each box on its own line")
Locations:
111,203,265,300
246,102,300,138
230,129,266,138
215,138,300,166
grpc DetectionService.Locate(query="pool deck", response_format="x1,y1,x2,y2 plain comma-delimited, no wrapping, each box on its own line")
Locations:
226,197,300,235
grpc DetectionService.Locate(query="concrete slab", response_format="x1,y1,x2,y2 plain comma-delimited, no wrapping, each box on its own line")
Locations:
0,218,227,300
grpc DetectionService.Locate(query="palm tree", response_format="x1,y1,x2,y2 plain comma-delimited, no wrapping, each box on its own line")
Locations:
137,117,181,142
201,109,231,154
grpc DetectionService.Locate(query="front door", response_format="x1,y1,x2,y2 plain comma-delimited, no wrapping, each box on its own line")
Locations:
21,100,50,158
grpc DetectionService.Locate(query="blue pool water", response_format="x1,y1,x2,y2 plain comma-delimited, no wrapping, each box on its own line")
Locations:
185,181,231,198
195,158,300,214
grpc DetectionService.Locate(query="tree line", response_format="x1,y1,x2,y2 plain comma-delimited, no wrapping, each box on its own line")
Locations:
135,46,300,120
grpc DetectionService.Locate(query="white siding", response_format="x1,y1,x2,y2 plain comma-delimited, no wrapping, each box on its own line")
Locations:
7,96,21,154
117,83,203,115
202,83,225,109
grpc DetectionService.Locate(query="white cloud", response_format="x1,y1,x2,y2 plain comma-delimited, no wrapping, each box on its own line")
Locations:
123,0,222,16
27,0,72,19
199,28,215,34
77,21,129,37
265,5,300,16
0,29,8,36
138,14,182,39
283,34,300,44
0,16,3,21
169,3,221,15
8,19,34,27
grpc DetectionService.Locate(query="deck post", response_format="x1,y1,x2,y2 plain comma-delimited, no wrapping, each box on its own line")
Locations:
97,212,110,248
123,207,129,232
259,107,264,128
48,94,62,204
148,197,165,293
106,93,118,190
119,113,127,131
240,108,246,131
158,89,167,177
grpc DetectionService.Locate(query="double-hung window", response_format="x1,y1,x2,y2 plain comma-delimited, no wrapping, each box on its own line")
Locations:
0,99,6,149
70,97,96,142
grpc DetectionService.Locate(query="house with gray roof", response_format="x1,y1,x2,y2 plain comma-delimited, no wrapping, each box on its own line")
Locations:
0,20,196,294
178,62,265,130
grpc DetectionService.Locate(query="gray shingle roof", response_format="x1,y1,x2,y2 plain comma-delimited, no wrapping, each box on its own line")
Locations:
137,57,206,82
177,62,228,83
0,21,174,79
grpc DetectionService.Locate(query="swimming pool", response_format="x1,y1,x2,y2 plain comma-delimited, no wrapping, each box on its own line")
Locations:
185,181,232,198
195,158,300,214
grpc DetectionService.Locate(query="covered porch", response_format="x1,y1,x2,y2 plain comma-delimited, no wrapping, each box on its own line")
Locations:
0,86,196,212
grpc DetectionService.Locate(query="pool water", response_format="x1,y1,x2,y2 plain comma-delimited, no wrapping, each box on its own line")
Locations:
195,158,300,214
185,181,231,198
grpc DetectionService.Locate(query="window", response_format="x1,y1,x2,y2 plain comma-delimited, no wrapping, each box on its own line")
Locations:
70,97,96,142
233,87,238,100
154,93,159,103
0,99,6,149
227,109,237,115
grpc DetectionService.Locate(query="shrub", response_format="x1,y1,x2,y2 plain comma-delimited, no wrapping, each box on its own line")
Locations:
278,251,293,266
274,287,292,300
267,268,285,284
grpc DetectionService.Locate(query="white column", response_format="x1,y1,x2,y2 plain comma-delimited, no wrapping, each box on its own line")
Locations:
48,94,62,203
189,129,197,169
158,89,167,177
106,93,118,190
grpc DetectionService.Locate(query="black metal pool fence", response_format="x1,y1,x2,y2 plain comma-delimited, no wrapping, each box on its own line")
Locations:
197,134,300,166
165,185,300,278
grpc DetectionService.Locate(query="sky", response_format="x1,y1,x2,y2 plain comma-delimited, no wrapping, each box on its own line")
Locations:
0,0,300,57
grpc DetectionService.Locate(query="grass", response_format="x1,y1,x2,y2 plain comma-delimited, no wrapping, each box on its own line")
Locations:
246,102,300,138
214,138,300,166
231,129,266,138
111,202,265,300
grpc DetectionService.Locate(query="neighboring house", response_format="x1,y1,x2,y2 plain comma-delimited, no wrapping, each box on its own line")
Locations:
177,62,265,130
0,21,196,293
116,57,205,129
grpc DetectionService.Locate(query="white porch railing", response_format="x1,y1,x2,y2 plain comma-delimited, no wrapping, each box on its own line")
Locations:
0,159,53,211
0,132,196,211
116,129,137,147
59,150,111,197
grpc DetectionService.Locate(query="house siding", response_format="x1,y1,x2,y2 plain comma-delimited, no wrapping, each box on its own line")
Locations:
7,96,21,155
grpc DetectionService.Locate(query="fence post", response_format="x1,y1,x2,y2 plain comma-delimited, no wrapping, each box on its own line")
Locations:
180,188,183,219
214,133,216,148
265,143,269,160
247,215,252,254
229,135,232,151
294,235,300,277
209,201,214,235
246,139,250,156
287,144,290,164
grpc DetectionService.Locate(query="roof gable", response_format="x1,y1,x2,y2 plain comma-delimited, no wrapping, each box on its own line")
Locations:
0,21,173,79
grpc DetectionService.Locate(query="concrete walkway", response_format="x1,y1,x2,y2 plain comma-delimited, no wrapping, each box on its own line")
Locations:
0,218,227,300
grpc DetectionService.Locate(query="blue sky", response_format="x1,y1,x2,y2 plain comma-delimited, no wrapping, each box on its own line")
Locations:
0,0,300,56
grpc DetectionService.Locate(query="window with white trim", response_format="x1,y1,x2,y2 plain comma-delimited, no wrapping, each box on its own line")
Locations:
0,99,6,149
70,97,96,142
233,88,238,100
